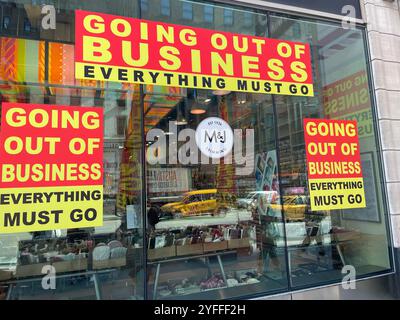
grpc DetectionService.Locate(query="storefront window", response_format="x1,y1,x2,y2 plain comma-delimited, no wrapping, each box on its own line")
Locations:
269,14,392,288
140,1,288,300
0,0,393,301
145,89,289,299
0,0,145,301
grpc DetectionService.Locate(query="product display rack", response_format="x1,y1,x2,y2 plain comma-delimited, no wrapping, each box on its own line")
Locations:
148,250,236,300
4,267,119,300
146,244,279,300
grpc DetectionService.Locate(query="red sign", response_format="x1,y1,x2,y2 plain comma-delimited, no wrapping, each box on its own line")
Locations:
323,71,373,138
304,119,362,180
303,118,366,211
323,71,369,118
0,103,104,234
74,10,314,96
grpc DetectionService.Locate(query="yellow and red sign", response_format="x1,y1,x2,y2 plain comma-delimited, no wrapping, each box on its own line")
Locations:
304,118,366,211
74,10,314,96
0,103,103,234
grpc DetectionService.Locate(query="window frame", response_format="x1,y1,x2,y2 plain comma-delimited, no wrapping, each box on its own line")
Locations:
203,5,214,23
223,8,234,26
160,0,171,16
182,2,193,20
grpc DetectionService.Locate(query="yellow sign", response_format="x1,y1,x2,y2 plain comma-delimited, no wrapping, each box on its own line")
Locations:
75,10,314,97
308,178,366,211
304,118,366,211
0,186,103,234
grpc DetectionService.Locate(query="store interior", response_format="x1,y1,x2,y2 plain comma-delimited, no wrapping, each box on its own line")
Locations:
0,77,392,300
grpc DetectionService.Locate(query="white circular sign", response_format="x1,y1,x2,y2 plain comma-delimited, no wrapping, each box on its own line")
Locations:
195,117,234,159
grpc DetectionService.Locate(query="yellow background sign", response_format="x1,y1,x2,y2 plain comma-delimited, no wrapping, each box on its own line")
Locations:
75,10,314,97
304,118,366,211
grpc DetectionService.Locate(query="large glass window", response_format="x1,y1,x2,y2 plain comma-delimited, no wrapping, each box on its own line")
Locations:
0,0,145,301
145,89,289,300
142,1,287,300
269,14,392,288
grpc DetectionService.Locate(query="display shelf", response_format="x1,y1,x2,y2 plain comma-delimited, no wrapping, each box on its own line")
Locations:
154,280,269,300
15,263,48,278
148,250,237,300
153,274,283,300
147,247,267,300
203,241,229,253
227,238,251,249
148,246,176,261
4,268,121,300
92,257,126,270
176,243,204,256
52,258,89,273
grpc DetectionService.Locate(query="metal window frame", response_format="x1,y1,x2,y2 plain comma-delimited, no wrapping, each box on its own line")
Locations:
214,0,365,24
160,0,171,16
182,1,194,20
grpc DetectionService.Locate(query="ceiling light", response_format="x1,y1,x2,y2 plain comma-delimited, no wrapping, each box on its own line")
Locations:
212,90,231,96
190,108,206,115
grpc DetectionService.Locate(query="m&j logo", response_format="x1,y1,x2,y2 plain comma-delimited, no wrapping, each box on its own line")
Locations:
195,117,234,159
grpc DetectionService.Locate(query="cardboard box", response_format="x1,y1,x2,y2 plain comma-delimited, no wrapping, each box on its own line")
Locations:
148,246,176,261
228,238,250,249
203,241,228,253
333,231,361,243
52,258,88,273
107,257,127,268
92,257,126,270
176,243,204,256
0,270,13,281
16,263,47,278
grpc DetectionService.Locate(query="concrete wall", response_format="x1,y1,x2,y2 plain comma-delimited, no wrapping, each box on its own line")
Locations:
361,0,400,298
362,0,400,249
